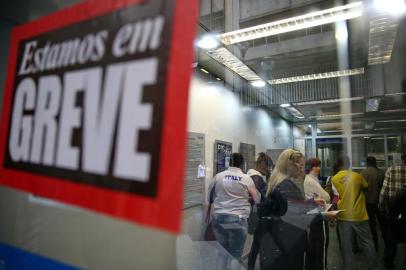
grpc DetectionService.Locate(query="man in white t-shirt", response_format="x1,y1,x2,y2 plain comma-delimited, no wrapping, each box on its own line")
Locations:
210,153,260,265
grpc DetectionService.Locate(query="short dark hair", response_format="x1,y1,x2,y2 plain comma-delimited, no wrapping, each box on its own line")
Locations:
337,156,351,169
366,156,377,167
305,158,321,174
256,152,272,167
230,153,244,168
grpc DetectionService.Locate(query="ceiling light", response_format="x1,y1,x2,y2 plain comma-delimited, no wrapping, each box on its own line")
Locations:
381,108,406,113
317,128,322,134
374,127,406,130
373,0,406,16
251,80,266,87
368,15,399,65
376,119,406,123
200,68,209,74
286,106,305,119
196,34,219,49
218,2,363,45
308,124,312,128
293,97,364,106
206,47,261,81
280,103,291,108
268,68,364,85
310,112,364,119
216,77,221,81
384,92,406,96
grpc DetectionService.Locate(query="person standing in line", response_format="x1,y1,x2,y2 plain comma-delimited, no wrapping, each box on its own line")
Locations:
360,156,385,250
379,153,406,269
304,157,330,270
259,149,336,270
247,152,272,270
210,153,260,267
332,156,379,270
247,152,272,197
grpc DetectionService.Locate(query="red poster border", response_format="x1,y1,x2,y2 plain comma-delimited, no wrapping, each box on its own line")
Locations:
0,0,197,233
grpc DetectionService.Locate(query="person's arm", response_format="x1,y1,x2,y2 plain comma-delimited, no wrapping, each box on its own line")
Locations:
248,185,261,204
251,175,267,199
331,182,339,204
360,174,368,189
313,180,331,202
207,179,217,204
303,175,314,200
246,177,261,204
379,168,391,215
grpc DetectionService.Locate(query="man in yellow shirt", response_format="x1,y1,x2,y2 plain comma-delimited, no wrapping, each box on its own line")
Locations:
332,156,378,270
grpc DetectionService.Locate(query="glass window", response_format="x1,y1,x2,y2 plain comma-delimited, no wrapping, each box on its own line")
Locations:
387,135,405,166
352,137,385,168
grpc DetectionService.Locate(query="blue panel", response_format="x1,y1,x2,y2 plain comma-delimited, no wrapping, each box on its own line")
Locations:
0,243,80,270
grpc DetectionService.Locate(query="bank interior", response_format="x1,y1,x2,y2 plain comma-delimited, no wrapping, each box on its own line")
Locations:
0,0,406,269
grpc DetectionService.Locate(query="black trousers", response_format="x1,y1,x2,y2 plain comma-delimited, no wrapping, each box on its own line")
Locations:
305,220,329,270
247,220,262,270
366,203,385,250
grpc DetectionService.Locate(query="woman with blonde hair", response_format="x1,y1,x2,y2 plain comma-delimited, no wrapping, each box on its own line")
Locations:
258,149,337,270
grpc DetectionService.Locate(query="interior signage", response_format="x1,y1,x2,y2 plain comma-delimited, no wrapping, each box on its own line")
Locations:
0,0,197,233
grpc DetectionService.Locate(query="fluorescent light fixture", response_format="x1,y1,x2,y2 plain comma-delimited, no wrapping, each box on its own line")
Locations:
374,0,406,16
218,2,363,45
368,15,399,65
206,47,261,81
293,97,364,106
376,119,406,123
384,92,406,96
251,80,266,87
196,34,219,49
216,77,221,81
374,127,406,130
280,103,291,108
310,112,364,119
381,108,406,113
200,68,209,74
268,68,364,85
286,106,305,119
321,129,344,133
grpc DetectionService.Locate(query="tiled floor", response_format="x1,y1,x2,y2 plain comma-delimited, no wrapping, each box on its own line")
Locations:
181,205,406,269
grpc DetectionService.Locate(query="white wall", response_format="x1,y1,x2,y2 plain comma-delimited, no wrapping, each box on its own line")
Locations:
187,77,293,200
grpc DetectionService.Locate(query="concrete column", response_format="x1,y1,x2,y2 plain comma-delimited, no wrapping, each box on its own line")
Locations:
336,21,353,164
224,0,243,91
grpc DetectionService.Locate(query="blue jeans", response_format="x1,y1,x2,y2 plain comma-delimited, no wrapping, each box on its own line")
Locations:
211,213,248,261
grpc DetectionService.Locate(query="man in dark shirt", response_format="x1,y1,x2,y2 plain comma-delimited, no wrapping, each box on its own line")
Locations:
360,156,385,250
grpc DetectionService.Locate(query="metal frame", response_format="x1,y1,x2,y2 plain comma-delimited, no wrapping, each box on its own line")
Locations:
295,131,406,169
